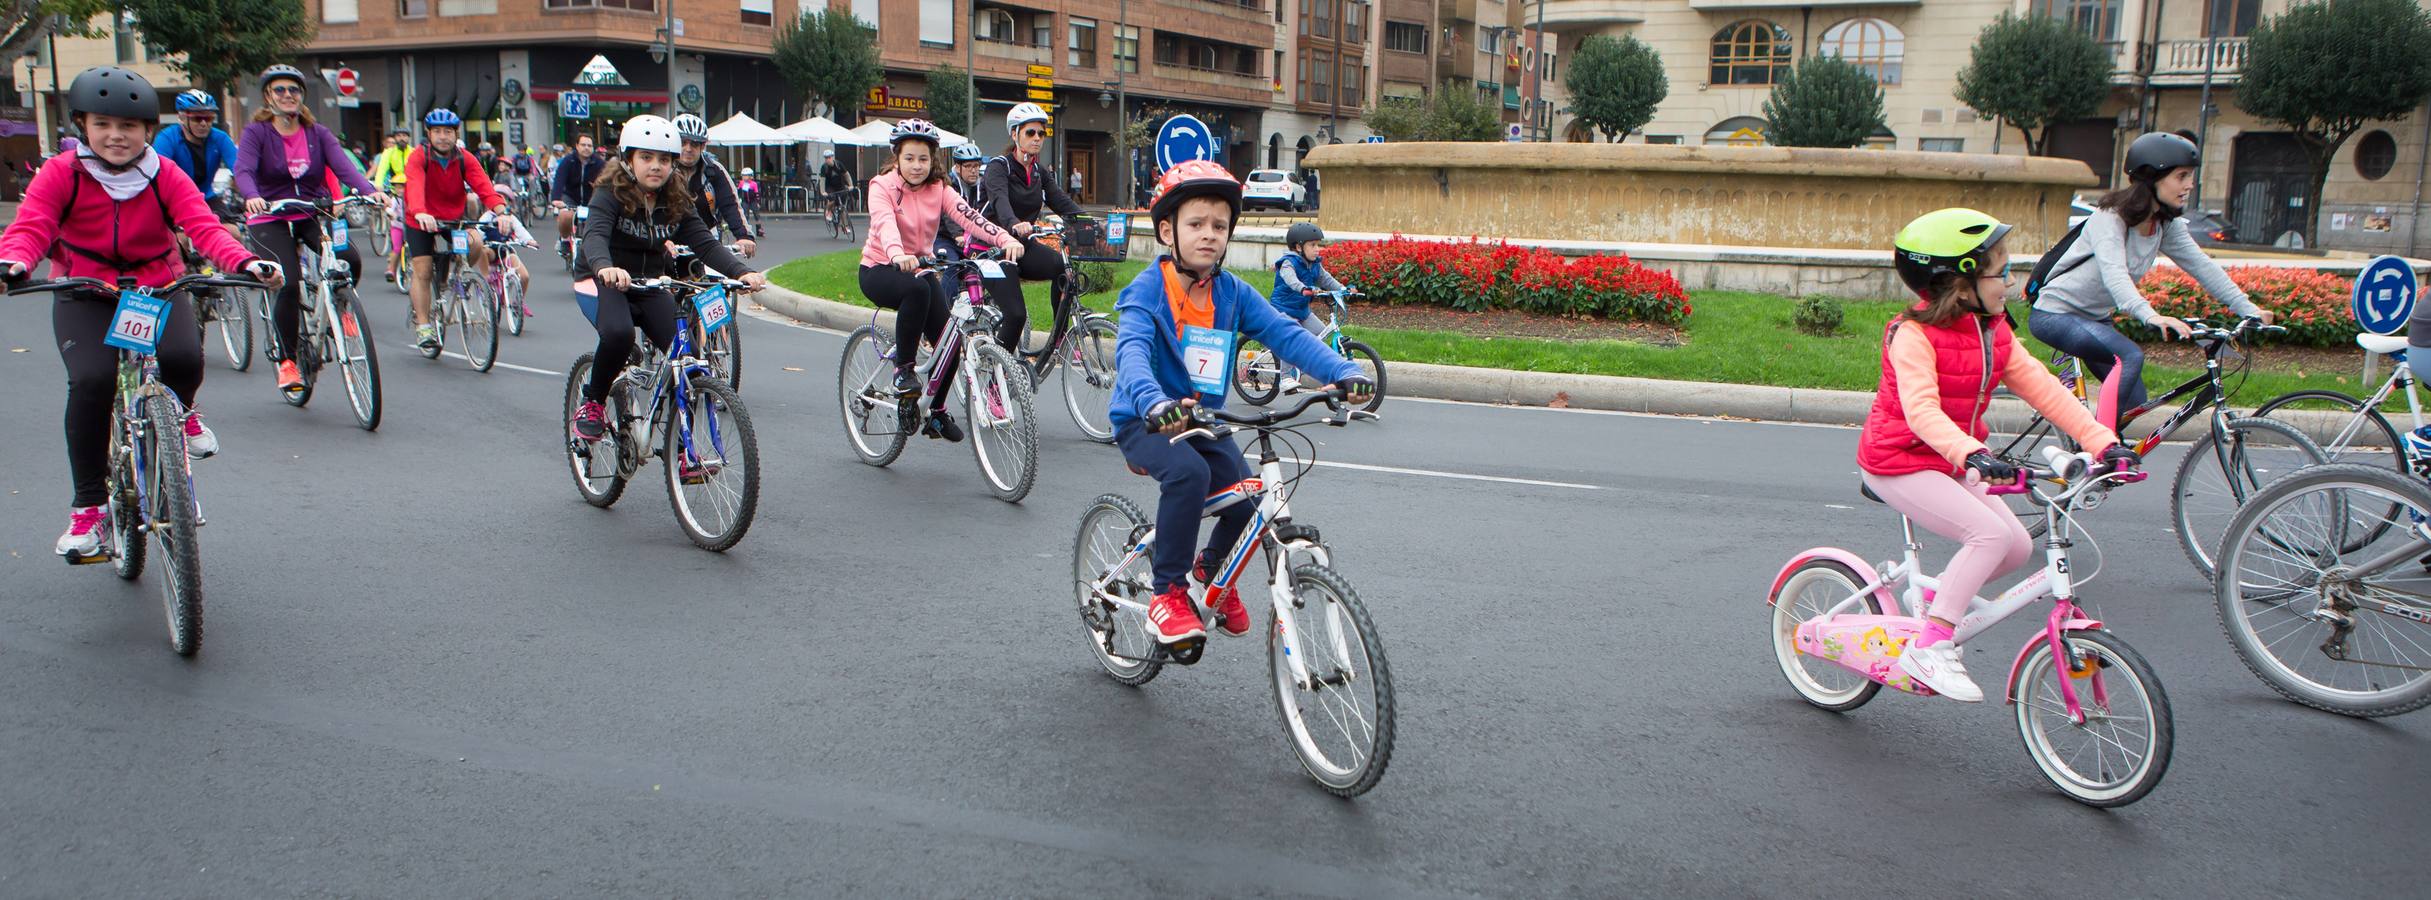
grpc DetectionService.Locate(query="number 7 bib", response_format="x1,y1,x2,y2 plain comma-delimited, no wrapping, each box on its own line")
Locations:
1181,324,1234,397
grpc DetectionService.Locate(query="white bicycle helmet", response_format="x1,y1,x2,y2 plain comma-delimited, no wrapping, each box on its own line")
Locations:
890,118,943,149
1005,102,1050,136
619,114,684,155
740,167,755,176
951,143,984,163
672,113,710,143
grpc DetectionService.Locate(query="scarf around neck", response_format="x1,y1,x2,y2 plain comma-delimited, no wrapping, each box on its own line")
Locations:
76,145,160,201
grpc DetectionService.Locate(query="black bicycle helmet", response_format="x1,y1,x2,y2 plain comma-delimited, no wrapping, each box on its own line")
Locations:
2125,132,2199,183
1285,222,1325,247
68,67,159,121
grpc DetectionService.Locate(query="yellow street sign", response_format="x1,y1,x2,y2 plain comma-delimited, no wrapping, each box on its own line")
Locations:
1026,64,1054,78
1027,88,1055,101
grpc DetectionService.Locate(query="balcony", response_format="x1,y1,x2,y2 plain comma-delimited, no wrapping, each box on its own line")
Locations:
2152,37,2248,85
2097,40,2151,85
976,36,1055,66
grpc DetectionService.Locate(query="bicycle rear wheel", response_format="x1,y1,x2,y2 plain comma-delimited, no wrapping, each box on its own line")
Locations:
1235,346,1281,406
2213,463,2431,717
2171,417,2326,578
1769,559,1886,712
502,266,527,336
1272,563,1395,797
1073,494,1161,686
460,279,499,373
564,353,629,508
966,342,1037,503
663,374,760,551
1059,316,1119,443
694,314,744,391
144,395,204,657
332,289,381,431
838,325,910,467
2012,629,2172,807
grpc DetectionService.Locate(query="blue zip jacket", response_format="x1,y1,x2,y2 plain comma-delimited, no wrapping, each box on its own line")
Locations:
153,126,238,200
1112,257,1362,430
1268,251,1338,320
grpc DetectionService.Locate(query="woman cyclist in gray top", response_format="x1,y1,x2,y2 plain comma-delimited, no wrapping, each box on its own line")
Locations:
2028,132,2273,414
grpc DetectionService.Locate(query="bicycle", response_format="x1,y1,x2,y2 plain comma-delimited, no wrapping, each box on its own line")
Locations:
1010,220,1121,443
1234,289,1386,415
355,196,389,259
2210,462,2431,718
412,218,501,373
258,198,384,431
10,272,263,656
670,243,747,390
481,220,537,338
1071,388,1392,796
183,243,255,373
564,275,763,552
837,250,1040,503
1992,317,2323,577
1769,447,2173,807
557,203,589,274
822,187,857,241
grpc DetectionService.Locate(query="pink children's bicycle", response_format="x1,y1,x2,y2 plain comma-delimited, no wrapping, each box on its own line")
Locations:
1767,447,2175,807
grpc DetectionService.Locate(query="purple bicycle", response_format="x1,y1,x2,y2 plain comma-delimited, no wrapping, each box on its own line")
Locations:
836,247,1039,503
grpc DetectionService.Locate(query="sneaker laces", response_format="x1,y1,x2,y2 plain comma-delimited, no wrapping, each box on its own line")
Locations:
67,507,105,535
183,411,205,436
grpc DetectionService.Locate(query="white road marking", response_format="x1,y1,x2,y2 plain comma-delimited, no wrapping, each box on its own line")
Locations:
409,344,566,378
1300,459,1600,490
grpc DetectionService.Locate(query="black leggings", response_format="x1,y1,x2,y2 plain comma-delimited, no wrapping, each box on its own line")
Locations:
247,218,363,360
983,236,1066,349
585,283,680,404
56,291,203,507
859,263,964,410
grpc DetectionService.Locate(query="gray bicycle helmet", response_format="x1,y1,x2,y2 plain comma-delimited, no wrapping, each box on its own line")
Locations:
672,113,710,142
2125,132,2200,183
259,64,307,92
1285,222,1325,247
68,66,158,121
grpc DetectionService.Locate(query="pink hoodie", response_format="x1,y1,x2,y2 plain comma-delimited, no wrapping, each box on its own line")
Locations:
0,152,259,288
859,170,1018,268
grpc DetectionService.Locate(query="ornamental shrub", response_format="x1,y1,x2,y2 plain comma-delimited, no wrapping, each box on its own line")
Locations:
1319,235,1693,326
2105,266,2357,347
1793,296,1845,336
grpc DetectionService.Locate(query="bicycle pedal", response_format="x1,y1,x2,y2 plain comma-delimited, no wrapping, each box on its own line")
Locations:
1160,638,1207,665
63,549,111,566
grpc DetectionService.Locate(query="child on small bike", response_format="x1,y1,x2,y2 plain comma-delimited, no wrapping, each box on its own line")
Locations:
2028,132,2273,418
856,118,1022,443
1861,209,2134,701
568,115,765,442
1268,221,1354,394
0,66,281,559
1112,161,1374,644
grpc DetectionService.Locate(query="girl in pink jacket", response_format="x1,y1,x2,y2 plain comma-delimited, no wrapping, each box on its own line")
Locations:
0,67,280,561
854,119,1022,442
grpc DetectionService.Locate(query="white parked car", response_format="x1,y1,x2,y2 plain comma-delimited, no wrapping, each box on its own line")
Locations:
2068,197,2098,229
1242,169,1309,212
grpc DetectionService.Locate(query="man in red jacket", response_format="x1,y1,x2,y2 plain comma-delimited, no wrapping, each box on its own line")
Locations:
402,108,507,351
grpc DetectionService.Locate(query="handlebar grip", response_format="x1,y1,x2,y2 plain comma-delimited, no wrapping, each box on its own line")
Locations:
1984,472,2033,496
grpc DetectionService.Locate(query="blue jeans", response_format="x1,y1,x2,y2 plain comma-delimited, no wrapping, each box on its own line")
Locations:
2027,310,2146,416
1116,422,1253,594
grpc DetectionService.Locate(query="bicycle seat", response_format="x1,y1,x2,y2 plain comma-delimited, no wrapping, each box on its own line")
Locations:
1858,482,1885,504
2358,332,2411,356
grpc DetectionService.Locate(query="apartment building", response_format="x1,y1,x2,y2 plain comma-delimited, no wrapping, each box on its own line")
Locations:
1263,0,1381,171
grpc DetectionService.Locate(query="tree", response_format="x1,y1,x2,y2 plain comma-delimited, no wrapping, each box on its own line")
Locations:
124,0,316,102
1954,12,2111,155
1563,34,1665,142
924,65,971,137
1761,54,1886,148
2238,0,2431,245
1,0,112,85
1362,82,1501,142
775,8,882,125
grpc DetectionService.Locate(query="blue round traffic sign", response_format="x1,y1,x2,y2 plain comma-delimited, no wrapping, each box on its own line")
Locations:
2352,254,2419,335
1154,115,1215,173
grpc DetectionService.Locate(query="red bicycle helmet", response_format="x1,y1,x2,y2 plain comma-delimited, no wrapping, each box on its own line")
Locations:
1149,160,1242,225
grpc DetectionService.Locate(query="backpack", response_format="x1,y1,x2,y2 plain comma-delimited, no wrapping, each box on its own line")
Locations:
2023,220,2091,306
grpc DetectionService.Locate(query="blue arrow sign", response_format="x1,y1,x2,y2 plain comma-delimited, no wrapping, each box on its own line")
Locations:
1363,135,1385,144
1154,114,1215,173
2352,254,2419,335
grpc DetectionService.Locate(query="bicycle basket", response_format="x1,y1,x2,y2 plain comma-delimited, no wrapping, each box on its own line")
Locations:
1065,213,1131,263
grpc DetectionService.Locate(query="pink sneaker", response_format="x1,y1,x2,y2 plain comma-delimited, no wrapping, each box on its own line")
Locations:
55,506,106,558
182,411,219,459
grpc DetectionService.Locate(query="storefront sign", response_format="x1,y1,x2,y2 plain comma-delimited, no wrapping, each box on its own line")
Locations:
864,86,925,116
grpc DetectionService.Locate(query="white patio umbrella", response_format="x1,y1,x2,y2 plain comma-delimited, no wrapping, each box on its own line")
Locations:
847,119,973,148
777,116,859,145
703,113,795,146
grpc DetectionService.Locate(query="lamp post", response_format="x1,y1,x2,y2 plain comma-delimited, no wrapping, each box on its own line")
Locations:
966,1,977,136
1527,0,1543,142
649,1,679,118
1115,0,1130,206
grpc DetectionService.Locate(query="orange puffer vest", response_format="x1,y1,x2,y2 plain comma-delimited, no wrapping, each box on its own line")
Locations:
1858,310,2013,476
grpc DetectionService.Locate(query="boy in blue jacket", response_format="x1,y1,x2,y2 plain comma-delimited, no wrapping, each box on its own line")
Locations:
1112,161,1375,645
1268,220,1353,393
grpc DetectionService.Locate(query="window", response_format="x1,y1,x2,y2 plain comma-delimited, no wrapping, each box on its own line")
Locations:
2035,0,2118,41
544,0,655,9
2357,130,2398,180
853,0,879,32
1308,0,1335,39
1704,116,1769,146
1543,52,1555,81
1070,18,1098,68
1479,27,1500,54
1819,18,1902,84
1645,135,1682,145
324,0,360,23
402,0,429,16
113,12,140,63
1920,138,1965,153
977,10,1018,42
920,0,954,45
2208,0,2260,37
1345,1,1365,44
438,0,496,14
741,0,770,25
1343,60,1365,107
1116,25,1140,74
1710,20,1792,85
1384,21,1427,54
1311,48,1332,103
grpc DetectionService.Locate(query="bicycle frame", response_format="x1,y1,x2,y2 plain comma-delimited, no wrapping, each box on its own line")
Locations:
261,199,372,368
591,285,731,478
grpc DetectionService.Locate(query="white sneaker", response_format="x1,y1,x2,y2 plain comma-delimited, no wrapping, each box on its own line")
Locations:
183,412,218,459
1897,640,1984,702
1278,376,1303,395
55,506,105,558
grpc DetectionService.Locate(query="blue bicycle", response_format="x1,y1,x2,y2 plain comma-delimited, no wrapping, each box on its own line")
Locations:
564,275,762,551
1233,288,1386,414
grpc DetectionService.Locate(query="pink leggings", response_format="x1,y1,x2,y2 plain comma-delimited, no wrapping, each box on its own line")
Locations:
1861,469,2032,625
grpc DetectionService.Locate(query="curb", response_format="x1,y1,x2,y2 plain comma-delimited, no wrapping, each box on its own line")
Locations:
752,285,2349,440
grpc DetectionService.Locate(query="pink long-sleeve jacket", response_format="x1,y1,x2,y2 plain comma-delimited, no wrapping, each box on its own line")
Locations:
0,152,260,288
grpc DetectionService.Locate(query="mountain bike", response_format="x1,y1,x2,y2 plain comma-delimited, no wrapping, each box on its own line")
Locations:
1992,317,2322,577
1071,389,1391,796
258,198,383,431
1770,447,2172,807
417,219,499,373
11,273,264,656
565,276,762,551
1011,221,1120,443
361,198,391,259
184,243,255,373
1235,289,1386,414
837,250,1039,503
482,222,537,338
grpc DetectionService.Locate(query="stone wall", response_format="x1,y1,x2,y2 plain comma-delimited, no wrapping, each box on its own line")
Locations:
1304,142,2099,253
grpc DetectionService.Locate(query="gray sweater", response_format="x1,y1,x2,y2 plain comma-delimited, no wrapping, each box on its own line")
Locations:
2032,209,2261,324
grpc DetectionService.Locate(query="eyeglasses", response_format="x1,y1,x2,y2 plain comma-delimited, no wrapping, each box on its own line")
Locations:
268,85,303,96
1019,128,1045,138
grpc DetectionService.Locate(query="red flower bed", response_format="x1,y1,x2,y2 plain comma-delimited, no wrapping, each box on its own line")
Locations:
2111,266,2357,347
1320,235,1693,326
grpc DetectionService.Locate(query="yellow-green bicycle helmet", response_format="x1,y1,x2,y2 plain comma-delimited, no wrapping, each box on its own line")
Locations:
1892,208,2013,298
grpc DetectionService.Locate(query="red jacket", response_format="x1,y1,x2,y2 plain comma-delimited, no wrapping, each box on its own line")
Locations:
0,152,259,288
1858,312,2015,476
403,146,502,226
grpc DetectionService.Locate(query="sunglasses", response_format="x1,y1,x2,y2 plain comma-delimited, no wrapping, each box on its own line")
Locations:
268,85,303,96
182,113,217,122
1019,128,1046,138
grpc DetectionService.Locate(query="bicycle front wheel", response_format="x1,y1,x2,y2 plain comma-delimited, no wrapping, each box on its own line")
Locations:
967,342,1038,503
502,267,527,336
1059,316,1119,443
1344,340,1386,414
1272,563,1395,797
694,315,744,391
2213,463,2431,717
664,374,759,551
2012,629,2172,807
838,325,910,467
2252,389,2405,470
1074,494,1161,686
2171,417,2327,578
460,280,498,372
144,395,204,657
213,291,254,371
1235,346,1281,406
333,289,381,431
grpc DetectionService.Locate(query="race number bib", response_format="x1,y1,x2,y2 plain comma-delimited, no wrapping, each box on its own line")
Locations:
449,230,470,256
329,218,351,252
104,291,170,355
974,259,1007,280
1180,324,1234,397
692,284,734,334
1105,213,1128,244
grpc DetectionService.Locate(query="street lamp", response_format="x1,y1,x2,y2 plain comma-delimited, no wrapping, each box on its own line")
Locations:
649,1,678,117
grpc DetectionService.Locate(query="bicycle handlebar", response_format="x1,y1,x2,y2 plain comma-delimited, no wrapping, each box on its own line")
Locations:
1165,388,1378,444
7,272,266,298
263,196,382,219
1984,445,2149,498
630,275,760,293
2187,316,2288,344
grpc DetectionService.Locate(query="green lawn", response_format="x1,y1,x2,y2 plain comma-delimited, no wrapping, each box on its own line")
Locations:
767,249,2381,406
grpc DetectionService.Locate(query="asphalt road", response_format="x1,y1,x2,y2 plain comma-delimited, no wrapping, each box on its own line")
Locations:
0,219,2423,897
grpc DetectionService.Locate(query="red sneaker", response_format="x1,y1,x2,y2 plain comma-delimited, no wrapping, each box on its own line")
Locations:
276,360,304,392
1193,562,1250,637
1146,585,1206,644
